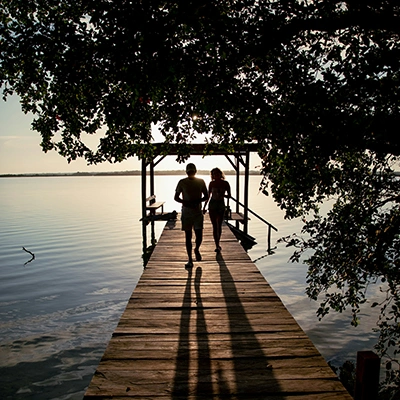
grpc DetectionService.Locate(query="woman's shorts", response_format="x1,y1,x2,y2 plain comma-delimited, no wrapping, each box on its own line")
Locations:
208,199,225,214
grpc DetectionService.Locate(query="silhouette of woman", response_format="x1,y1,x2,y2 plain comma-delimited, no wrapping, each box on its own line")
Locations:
203,168,231,253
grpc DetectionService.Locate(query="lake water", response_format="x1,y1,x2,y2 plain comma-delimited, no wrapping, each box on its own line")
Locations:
0,175,380,399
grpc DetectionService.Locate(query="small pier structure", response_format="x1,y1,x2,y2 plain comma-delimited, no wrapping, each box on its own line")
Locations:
140,143,259,227
140,143,277,255
84,215,352,399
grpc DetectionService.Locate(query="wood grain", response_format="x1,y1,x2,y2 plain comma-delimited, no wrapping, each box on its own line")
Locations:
84,216,352,399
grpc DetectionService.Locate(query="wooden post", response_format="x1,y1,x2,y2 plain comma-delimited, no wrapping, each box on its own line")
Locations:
141,158,147,222
150,160,155,201
150,160,156,247
267,225,271,253
235,155,240,230
235,155,240,213
141,158,148,260
354,351,380,400
243,150,250,235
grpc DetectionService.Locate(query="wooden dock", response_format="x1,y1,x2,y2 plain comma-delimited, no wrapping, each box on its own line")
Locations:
84,215,352,399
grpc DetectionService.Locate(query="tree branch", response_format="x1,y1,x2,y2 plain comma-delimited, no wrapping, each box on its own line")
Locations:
22,247,35,265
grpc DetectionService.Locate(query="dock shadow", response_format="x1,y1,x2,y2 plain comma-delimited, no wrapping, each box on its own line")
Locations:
172,266,212,399
172,256,283,399
217,253,282,399
194,267,212,397
172,266,192,398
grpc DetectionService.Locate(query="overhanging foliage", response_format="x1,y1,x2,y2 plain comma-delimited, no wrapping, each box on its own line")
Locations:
1,1,399,396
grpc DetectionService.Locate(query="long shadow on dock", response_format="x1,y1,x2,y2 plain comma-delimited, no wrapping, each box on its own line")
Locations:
217,254,280,399
172,255,281,399
171,266,192,398
84,216,352,399
172,266,213,399
194,267,213,397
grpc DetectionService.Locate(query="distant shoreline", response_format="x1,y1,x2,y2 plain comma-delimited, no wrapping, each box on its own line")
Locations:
0,170,262,178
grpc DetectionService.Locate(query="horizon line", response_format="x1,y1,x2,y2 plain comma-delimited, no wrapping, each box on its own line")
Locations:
0,169,263,178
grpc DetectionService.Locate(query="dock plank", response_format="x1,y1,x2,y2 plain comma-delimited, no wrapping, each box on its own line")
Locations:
84,216,352,399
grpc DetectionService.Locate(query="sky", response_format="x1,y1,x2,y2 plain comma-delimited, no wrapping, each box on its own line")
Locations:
0,95,261,174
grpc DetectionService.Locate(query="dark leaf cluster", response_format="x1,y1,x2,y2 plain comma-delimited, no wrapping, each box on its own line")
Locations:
1,0,400,393
279,152,400,397
1,1,399,162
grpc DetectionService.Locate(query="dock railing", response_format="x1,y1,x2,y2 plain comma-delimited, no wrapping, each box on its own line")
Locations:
228,196,278,253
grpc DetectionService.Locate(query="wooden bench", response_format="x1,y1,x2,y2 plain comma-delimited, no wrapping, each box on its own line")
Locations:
145,195,165,216
227,211,248,223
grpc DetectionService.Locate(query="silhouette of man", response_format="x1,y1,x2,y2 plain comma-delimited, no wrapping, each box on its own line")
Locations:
174,163,208,268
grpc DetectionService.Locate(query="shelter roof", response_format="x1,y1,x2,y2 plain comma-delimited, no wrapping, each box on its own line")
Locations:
147,142,260,156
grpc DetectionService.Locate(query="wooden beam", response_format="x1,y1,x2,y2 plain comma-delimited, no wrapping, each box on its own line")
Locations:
146,142,260,156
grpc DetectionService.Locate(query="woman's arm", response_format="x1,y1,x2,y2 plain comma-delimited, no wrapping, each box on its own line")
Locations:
225,181,231,198
203,182,212,212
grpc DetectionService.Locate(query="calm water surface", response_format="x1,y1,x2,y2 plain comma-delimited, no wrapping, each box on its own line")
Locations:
0,176,380,399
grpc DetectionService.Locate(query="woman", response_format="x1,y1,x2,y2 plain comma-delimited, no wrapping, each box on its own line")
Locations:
203,168,231,253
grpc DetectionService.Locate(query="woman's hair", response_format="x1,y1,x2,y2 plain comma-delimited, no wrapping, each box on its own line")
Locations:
210,167,225,180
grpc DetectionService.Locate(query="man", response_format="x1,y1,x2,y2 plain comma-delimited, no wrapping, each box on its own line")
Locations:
174,163,208,268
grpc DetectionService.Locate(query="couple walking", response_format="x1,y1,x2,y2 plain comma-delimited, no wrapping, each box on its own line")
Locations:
174,163,231,268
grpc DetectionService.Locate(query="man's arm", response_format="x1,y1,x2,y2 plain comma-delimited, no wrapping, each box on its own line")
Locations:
174,191,182,204
174,184,193,207
174,180,185,205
